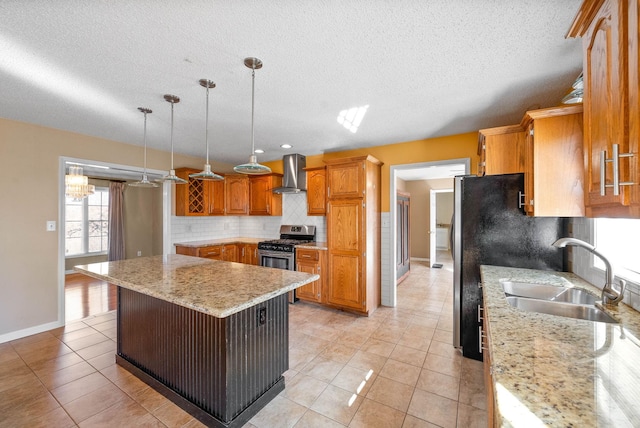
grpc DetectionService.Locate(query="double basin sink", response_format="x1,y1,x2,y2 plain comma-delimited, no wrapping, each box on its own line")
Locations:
501,281,618,324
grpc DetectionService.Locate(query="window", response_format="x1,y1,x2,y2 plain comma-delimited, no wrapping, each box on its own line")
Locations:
594,218,640,282
65,188,109,256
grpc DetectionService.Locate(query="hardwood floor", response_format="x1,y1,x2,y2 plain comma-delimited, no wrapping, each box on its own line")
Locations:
65,273,117,322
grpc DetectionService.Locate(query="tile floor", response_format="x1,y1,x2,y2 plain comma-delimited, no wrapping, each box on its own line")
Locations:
0,254,487,427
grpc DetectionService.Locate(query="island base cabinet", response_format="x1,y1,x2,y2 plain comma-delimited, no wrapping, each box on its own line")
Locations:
116,287,289,428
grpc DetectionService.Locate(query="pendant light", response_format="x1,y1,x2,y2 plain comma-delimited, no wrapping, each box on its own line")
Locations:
190,79,224,181
65,165,95,200
159,94,188,184
129,107,159,187
234,57,272,175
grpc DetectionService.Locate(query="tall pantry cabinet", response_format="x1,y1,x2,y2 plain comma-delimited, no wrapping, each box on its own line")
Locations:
325,155,382,315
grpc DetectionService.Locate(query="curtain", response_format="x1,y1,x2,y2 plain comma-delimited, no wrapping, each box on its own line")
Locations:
108,182,126,261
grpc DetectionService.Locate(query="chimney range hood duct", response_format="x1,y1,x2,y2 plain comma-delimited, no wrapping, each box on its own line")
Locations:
273,154,306,194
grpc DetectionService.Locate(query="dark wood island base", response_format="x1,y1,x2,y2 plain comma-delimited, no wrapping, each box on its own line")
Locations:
116,287,289,428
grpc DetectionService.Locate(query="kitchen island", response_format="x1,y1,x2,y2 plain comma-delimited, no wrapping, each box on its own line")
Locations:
75,254,319,428
481,265,640,427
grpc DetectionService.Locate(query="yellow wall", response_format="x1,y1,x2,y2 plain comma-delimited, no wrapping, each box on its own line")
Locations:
264,132,478,211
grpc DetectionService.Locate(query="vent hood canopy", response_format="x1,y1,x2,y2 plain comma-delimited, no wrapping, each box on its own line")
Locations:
273,154,306,194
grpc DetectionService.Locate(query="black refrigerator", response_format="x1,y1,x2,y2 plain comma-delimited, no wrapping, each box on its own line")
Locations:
452,173,567,361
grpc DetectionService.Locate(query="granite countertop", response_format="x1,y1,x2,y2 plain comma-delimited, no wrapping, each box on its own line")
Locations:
174,237,265,247
295,242,328,250
481,265,640,427
75,254,319,318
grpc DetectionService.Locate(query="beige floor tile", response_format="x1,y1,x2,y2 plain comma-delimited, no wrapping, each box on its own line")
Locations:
320,342,358,364
77,396,155,427
456,402,488,428
293,409,346,427
301,355,345,383
16,340,75,366
361,338,396,358
29,351,85,376
423,353,462,379
310,384,363,426
365,376,414,412
3,405,76,428
75,339,116,360
283,374,328,407
397,332,432,352
152,400,194,427
289,346,319,372
371,325,406,344
331,365,377,396
432,328,453,345
91,319,116,332
59,326,100,343
51,371,111,405
389,344,427,367
347,350,388,373
63,382,130,423
87,351,116,371
379,359,422,387
131,385,171,412
428,340,463,360
250,395,306,428
37,360,97,390
64,332,110,351
334,330,371,348
408,389,458,428
349,398,406,428
416,369,459,401
402,414,441,427
458,377,487,410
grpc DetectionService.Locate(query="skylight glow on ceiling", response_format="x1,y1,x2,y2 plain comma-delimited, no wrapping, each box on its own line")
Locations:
337,105,369,133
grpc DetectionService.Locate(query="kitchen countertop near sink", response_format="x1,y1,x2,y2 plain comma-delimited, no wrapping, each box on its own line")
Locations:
481,265,640,427
295,242,327,250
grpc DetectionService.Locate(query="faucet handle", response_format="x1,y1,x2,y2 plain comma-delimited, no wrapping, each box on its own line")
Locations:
604,279,626,305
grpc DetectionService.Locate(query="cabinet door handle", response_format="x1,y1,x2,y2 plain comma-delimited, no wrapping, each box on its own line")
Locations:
518,191,526,209
601,144,636,196
301,254,311,258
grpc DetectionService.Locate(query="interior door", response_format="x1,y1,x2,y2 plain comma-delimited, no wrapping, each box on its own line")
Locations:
396,192,410,281
429,189,437,267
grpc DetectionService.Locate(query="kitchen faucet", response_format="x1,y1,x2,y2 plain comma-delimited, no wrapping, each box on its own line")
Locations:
552,237,626,305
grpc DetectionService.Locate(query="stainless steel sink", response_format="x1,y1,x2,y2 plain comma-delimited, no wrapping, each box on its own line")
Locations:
505,296,618,324
501,281,598,305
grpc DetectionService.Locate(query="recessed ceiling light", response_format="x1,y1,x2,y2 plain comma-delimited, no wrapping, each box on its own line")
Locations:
254,149,264,154
337,105,369,133
280,144,292,149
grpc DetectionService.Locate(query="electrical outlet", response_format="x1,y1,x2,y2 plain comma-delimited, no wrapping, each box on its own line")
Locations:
257,307,266,326
137,250,142,257
46,221,56,231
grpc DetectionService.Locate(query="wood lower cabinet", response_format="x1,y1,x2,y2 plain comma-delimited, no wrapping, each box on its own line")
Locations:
569,0,640,217
477,125,525,176
240,243,258,265
325,155,382,315
305,167,326,215
222,244,238,262
521,105,585,217
225,175,249,215
249,174,283,216
175,168,225,216
295,248,325,303
175,242,249,264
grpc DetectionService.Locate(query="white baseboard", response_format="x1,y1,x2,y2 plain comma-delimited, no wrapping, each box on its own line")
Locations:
0,319,65,344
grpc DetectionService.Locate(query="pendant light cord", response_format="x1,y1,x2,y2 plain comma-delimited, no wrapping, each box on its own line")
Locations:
251,66,256,156
170,101,175,170
142,111,148,174
205,84,210,163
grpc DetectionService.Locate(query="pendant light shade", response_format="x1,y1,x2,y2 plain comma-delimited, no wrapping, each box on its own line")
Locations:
234,57,272,175
65,165,95,200
129,107,159,188
190,79,224,181
159,94,188,184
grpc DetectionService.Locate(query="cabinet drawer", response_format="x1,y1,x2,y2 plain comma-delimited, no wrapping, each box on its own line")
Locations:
296,248,319,261
197,246,222,258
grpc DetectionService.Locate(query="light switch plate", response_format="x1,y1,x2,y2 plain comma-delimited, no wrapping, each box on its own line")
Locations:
46,221,56,231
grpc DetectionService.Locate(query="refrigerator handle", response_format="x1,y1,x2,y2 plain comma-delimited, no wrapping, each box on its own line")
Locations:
518,191,526,209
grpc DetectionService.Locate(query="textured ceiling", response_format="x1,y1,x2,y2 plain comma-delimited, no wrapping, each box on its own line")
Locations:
0,1,583,167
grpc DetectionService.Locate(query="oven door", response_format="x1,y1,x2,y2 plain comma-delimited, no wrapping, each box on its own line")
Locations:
258,249,297,303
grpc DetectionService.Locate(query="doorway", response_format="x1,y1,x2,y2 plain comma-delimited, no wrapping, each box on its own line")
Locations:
58,157,171,323
429,188,454,268
387,158,469,307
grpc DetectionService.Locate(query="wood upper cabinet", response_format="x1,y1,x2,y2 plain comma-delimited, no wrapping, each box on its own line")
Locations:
568,0,640,217
175,168,225,216
325,155,382,315
295,248,326,303
225,175,249,215
327,159,366,199
305,166,326,215
477,125,525,176
521,105,585,217
249,174,283,216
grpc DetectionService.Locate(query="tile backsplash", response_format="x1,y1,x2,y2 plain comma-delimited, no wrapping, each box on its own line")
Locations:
170,192,327,247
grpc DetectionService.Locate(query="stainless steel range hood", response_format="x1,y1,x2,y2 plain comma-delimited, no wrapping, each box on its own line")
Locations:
273,154,306,194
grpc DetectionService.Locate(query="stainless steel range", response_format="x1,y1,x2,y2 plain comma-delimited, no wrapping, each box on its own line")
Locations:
258,225,316,302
